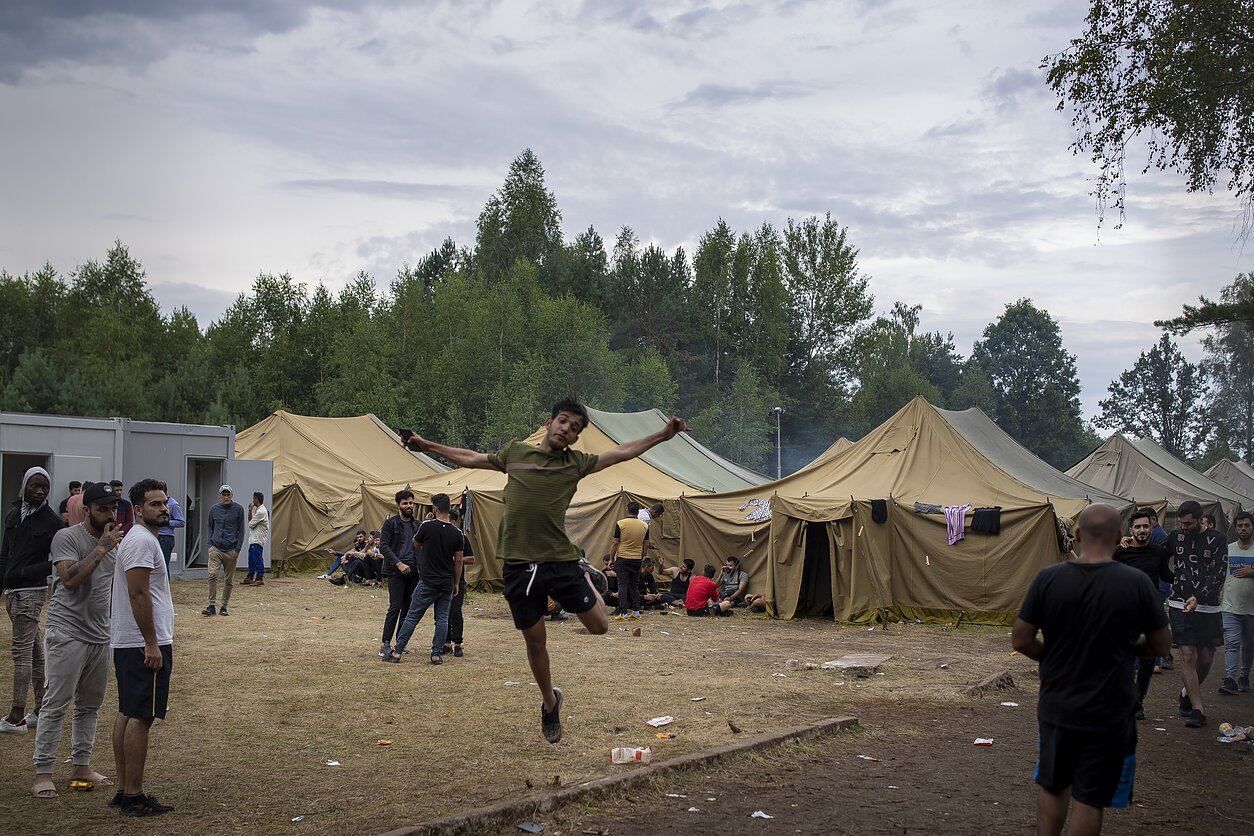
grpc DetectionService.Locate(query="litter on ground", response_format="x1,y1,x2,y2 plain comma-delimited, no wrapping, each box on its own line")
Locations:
751,810,774,819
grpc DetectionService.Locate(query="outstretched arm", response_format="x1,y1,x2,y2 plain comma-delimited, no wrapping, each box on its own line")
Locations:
590,417,687,474
404,435,494,470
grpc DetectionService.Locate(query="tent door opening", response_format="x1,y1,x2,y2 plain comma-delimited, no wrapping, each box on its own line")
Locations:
185,458,224,569
797,521,835,618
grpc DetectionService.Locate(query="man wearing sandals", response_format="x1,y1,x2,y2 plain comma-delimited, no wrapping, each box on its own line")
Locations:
32,483,126,798
401,398,686,743
386,493,464,665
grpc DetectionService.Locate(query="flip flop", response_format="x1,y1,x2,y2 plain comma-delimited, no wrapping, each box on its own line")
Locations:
72,771,114,787
33,778,57,798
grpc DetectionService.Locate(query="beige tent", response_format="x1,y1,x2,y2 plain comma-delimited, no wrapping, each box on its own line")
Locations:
1067,435,1250,531
677,397,1086,626
1205,459,1254,502
235,411,447,566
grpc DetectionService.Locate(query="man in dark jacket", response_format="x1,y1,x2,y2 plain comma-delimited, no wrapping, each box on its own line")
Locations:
0,467,61,734
378,488,421,660
1115,508,1173,718
202,486,246,618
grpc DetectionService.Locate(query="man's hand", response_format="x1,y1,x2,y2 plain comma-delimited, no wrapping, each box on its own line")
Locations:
1235,566,1254,579
404,434,430,453
662,417,687,440
142,642,163,671
1183,596,1198,613
397,563,411,575
99,522,125,551
1119,536,1132,548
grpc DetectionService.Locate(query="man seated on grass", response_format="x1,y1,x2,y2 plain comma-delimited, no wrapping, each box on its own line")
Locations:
600,554,619,610
712,556,766,613
684,564,720,616
319,532,367,581
639,558,664,609
656,555,694,608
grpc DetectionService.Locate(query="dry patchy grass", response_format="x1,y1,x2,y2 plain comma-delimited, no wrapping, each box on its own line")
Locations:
0,576,1025,834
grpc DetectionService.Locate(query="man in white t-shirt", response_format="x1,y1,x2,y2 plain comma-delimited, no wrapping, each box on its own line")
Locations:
109,479,175,817
243,492,269,587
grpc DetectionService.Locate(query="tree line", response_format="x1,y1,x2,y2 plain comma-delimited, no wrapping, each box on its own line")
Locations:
0,150,1246,474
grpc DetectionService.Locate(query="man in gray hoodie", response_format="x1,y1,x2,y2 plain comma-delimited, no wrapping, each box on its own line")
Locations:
203,486,245,617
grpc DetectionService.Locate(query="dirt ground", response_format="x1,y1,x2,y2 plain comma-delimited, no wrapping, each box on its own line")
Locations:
0,575,1250,835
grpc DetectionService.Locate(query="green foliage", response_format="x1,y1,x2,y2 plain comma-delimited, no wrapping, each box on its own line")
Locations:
691,363,779,474
1201,274,1254,461
969,300,1096,468
1044,0,1254,224
1096,334,1211,459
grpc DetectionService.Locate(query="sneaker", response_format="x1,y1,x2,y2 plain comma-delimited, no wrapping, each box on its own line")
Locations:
24,712,37,730
0,717,28,734
202,605,217,617
1178,691,1193,716
453,645,464,658
219,607,229,616
550,610,570,621
241,577,255,586
443,643,453,655
628,611,642,620
379,643,392,659
316,574,328,580
1219,677,1239,695
1240,676,1251,692
1184,709,1207,728
1135,706,1145,721
108,791,124,808
121,792,174,816
541,687,563,744
252,579,264,586
1161,655,1174,671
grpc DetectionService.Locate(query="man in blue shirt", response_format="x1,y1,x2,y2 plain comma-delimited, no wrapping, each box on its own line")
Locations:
203,486,245,618
156,481,184,564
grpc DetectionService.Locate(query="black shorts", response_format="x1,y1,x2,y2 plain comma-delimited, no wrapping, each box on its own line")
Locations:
114,645,173,720
503,561,600,630
1169,608,1224,648
1034,720,1136,809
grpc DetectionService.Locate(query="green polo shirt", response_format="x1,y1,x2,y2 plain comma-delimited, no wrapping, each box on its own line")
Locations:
488,440,599,563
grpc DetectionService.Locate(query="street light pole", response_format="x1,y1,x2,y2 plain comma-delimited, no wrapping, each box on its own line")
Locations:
771,406,785,479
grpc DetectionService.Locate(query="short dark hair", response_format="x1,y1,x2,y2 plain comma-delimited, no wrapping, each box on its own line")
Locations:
550,397,589,429
1178,500,1203,520
627,501,642,515
82,481,94,491
253,491,264,504
369,530,380,537
702,563,716,578
1129,509,1153,527
726,555,740,566
110,479,123,488
449,507,461,522
68,480,82,490
432,493,451,513
682,558,695,571
642,557,654,568
356,530,366,536
650,502,664,516
129,478,165,508
1235,511,1253,526
1202,513,1216,526
156,480,168,492
395,488,415,505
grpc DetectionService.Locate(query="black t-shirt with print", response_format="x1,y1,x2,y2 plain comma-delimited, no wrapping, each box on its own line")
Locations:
414,519,464,592
1018,560,1167,731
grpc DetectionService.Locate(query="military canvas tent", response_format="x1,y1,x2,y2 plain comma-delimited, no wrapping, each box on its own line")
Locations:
235,411,447,565
1206,459,1254,502
805,437,855,469
677,397,1079,626
1067,435,1250,530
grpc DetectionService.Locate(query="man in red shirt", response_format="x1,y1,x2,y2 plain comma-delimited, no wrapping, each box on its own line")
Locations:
684,564,720,616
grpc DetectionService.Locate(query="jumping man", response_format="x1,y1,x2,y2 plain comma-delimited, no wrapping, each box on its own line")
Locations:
401,398,686,742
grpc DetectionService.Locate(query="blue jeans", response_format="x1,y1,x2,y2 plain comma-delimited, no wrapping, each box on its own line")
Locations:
1222,612,1254,680
393,580,452,657
247,543,264,577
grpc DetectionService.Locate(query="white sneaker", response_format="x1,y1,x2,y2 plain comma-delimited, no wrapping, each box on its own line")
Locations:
0,717,28,734
24,713,37,730
317,574,328,579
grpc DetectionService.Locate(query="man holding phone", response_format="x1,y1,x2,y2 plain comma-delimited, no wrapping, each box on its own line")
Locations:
33,483,126,798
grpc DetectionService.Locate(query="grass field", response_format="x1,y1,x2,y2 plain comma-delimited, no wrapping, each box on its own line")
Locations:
0,575,1026,834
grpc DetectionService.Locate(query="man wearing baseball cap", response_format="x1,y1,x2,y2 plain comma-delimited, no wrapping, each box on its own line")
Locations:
32,483,126,797
203,486,245,617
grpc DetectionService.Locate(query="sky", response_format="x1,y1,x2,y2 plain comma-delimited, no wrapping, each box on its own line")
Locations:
0,0,1248,419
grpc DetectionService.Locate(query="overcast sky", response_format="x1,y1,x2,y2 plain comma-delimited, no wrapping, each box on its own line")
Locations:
1,0,1247,418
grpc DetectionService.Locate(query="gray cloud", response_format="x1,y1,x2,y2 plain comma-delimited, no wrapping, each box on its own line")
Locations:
983,66,1048,114
674,81,813,109
148,280,241,325
280,178,479,200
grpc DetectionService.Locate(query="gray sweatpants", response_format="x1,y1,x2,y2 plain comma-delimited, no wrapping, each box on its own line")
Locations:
33,627,109,772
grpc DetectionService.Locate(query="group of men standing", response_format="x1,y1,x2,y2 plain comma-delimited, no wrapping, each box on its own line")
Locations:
0,470,177,815
1014,498,1254,835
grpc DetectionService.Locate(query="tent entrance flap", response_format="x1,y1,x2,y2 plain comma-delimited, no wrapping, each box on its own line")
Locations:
798,522,835,618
